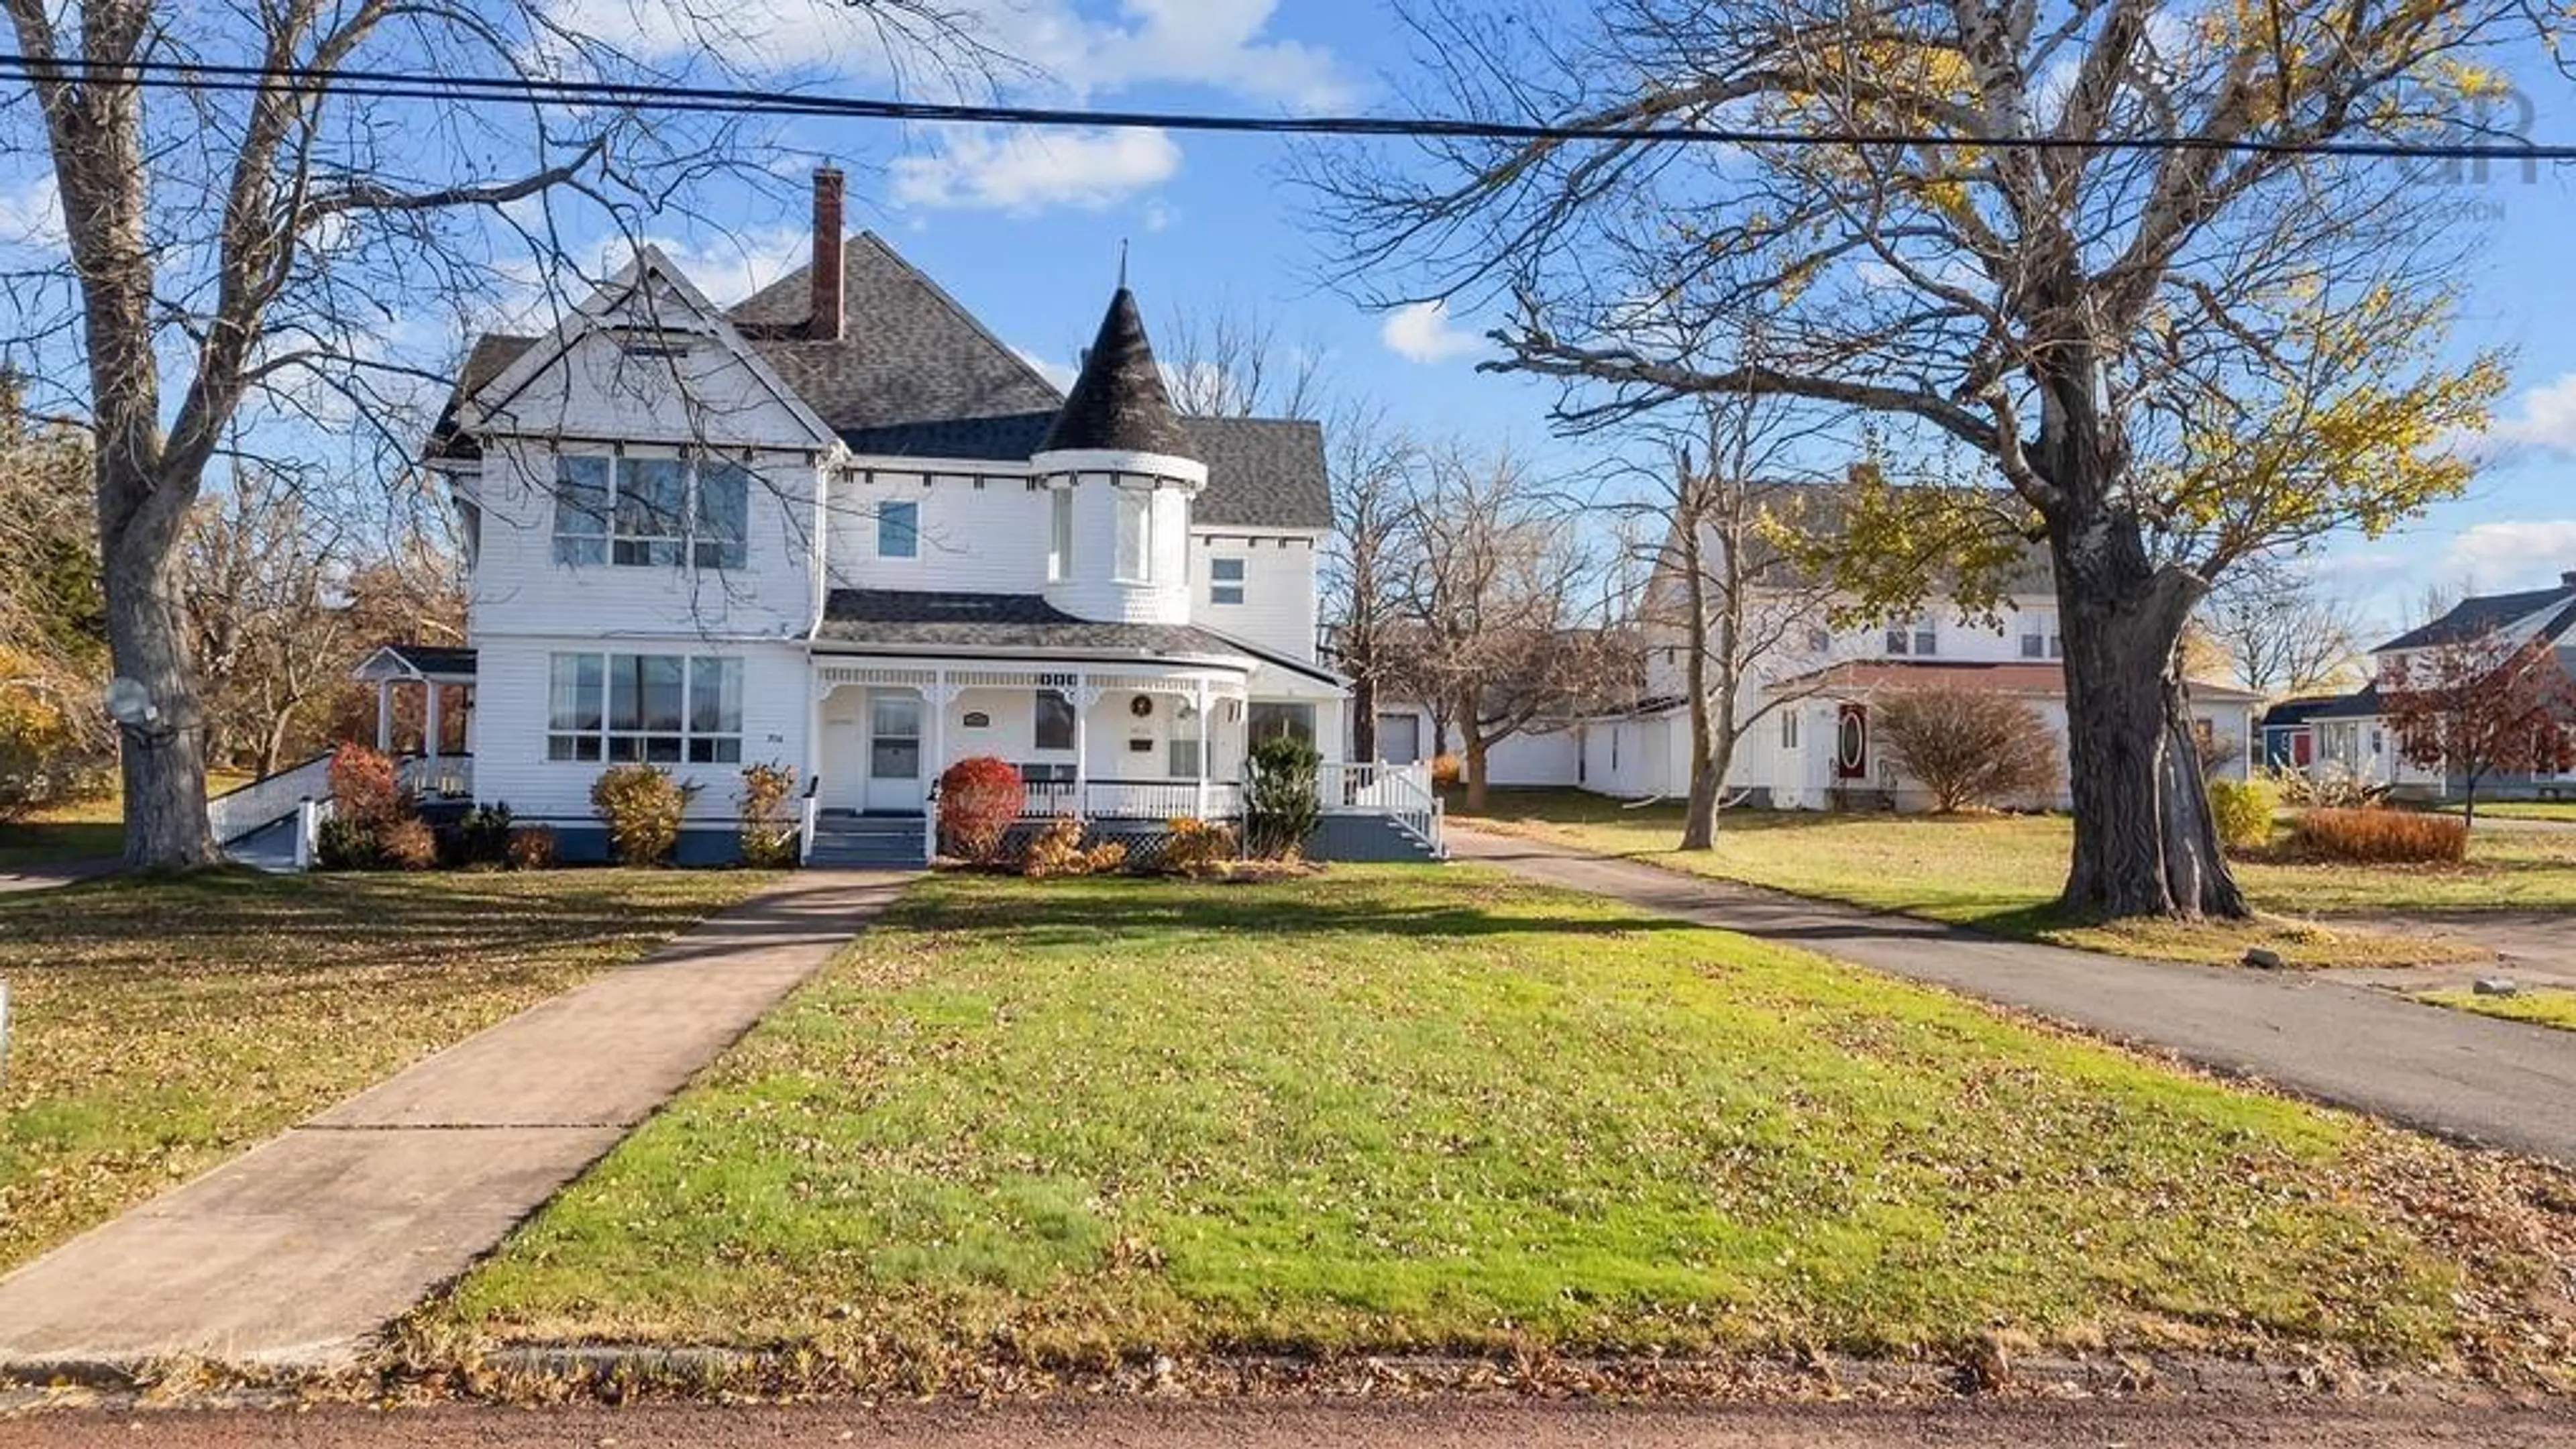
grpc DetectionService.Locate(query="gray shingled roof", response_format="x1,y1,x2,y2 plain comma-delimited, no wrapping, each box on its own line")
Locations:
818,588,1253,659
818,590,1340,683
1041,287,1193,458
427,233,1330,531
733,232,1067,430
2375,586,2576,652
839,412,1329,531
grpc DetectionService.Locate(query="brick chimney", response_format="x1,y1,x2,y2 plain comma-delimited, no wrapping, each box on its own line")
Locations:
809,166,846,341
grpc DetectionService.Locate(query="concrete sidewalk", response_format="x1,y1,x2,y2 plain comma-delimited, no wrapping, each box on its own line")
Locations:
0,857,117,894
0,871,908,1376
1450,826,2576,1165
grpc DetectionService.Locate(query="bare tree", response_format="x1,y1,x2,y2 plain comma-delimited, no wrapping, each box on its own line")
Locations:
1397,445,1625,810
1159,301,1327,421
1876,687,2063,814
2,1,1004,868
1619,393,1841,849
2204,558,2369,698
1309,0,2514,922
182,466,358,774
1319,403,1421,762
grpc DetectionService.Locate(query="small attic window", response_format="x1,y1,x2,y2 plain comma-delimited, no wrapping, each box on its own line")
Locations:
620,340,694,361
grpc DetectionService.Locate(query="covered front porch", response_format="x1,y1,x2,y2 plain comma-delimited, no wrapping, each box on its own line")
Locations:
806,655,1327,828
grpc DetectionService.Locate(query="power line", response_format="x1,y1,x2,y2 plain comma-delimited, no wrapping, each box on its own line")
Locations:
1,53,2568,163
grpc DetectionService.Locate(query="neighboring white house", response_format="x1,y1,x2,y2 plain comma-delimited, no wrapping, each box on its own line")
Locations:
349,168,1439,865
2261,572,2576,800
1377,512,2259,811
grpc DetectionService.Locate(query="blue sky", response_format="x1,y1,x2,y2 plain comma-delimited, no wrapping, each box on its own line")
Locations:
5,0,2573,640
611,0,2576,640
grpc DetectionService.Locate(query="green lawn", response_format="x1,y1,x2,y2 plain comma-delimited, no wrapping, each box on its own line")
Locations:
417,869,2575,1384
2436,800,2576,824
1451,791,2576,968
0,769,258,869
2417,987,2576,1032
0,867,773,1271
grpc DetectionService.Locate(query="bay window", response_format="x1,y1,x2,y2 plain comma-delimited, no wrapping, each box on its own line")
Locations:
548,653,743,763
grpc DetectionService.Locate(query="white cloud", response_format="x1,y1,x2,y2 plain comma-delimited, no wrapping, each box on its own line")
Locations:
633,226,809,306
890,127,1181,213
541,0,1358,111
0,177,64,250
1379,300,1482,365
2442,519,2576,589
2482,373,2576,455
1016,347,1078,392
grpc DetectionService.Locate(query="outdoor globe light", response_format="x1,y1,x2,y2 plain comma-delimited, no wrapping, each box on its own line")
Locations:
103,676,157,727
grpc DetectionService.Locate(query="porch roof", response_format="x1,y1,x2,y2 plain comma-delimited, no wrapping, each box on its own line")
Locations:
814,590,1342,686
352,643,478,684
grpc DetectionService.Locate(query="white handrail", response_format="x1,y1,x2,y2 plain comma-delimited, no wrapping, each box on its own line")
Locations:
798,787,820,867
1314,761,1441,851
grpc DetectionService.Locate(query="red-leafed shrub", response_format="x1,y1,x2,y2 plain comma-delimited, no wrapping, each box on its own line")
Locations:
2290,808,2467,865
328,743,404,829
937,756,1023,863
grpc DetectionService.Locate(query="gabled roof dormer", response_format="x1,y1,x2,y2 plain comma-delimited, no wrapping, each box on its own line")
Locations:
455,246,839,453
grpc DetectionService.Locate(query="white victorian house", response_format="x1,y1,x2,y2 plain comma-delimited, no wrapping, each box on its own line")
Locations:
337,168,1438,867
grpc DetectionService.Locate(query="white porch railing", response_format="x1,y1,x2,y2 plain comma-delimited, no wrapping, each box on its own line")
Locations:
1019,779,1244,821
207,752,333,844
400,753,473,801
1316,761,1443,850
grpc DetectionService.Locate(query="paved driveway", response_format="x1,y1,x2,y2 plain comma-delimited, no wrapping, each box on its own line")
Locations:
1450,826,2576,1164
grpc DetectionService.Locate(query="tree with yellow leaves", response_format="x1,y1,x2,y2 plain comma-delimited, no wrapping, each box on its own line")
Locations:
1309,0,2522,920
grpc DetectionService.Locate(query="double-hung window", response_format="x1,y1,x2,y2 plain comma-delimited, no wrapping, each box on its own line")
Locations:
1886,616,1936,656
2019,612,2063,659
551,453,753,570
877,498,920,559
1114,485,1153,583
547,653,743,764
1047,488,1073,582
551,456,611,565
1210,556,1246,606
694,462,750,569
612,457,688,566
1169,700,1204,778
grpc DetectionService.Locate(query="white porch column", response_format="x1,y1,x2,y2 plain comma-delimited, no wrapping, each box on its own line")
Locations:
924,669,952,859
1193,678,1211,818
1071,674,1099,820
375,678,394,753
423,682,443,766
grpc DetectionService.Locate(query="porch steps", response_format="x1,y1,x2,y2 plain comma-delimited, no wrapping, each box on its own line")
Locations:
807,813,929,870
1313,812,1446,863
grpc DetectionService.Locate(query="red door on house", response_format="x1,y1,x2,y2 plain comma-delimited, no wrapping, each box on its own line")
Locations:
1835,703,1870,781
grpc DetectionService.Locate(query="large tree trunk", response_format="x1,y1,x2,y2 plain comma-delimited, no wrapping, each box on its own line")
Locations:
102,493,219,869
2053,523,2246,920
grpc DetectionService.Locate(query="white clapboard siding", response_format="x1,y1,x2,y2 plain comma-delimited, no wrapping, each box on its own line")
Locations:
468,637,811,824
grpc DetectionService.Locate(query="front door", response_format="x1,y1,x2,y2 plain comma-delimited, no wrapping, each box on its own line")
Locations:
864,689,925,814
1834,702,1870,781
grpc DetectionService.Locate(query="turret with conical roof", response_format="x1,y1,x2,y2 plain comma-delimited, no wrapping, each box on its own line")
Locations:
1036,280,1208,627
1042,288,1196,459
